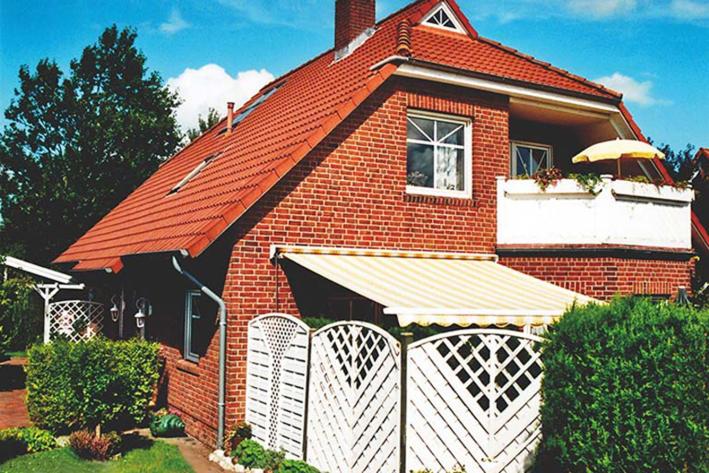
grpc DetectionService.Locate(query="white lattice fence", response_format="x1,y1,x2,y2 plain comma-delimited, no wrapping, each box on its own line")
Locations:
406,329,544,473
245,313,310,459
306,322,401,473
47,300,104,342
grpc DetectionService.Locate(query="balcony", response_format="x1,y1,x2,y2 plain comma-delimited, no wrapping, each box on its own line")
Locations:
497,176,694,250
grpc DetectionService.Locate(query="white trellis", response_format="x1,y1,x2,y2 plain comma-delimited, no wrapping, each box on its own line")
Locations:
306,322,401,473
47,300,104,342
244,316,545,473
245,313,310,459
406,329,544,473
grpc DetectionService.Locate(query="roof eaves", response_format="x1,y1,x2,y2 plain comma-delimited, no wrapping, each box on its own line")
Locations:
476,36,620,100
185,63,400,259
399,57,622,105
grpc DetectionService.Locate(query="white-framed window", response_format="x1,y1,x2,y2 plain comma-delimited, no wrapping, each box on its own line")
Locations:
420,3,466,34
406,111,472,198
510,141,553,177
183,290,202,362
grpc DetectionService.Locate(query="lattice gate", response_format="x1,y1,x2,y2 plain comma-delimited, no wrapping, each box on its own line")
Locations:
406,329,544,473
47,300,104,342
306,322,401,473
245,313,310,459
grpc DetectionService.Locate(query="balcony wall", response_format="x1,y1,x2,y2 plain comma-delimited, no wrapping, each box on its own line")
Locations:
497,176,694,250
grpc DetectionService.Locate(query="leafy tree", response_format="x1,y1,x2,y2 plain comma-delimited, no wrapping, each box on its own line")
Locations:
0,26,181,265
647,138,696,181
186,107,222,142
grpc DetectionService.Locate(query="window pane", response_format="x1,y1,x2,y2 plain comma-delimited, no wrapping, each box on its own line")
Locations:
515,147,532,176
407,142,434,188
436,147,464,191
407,117,434,142
438,122,464,145
532,149,548,170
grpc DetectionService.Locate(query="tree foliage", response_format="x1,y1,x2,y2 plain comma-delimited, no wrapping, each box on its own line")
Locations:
538,298,709,472
0,276,39,352
0,25,181,265
186,107,221,142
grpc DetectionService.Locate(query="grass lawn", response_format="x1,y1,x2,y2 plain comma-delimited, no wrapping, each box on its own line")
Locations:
0,440,194,473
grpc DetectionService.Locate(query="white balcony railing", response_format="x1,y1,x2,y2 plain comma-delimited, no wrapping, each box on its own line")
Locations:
497,175,694,250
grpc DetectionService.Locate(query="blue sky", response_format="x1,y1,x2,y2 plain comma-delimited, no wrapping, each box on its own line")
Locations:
0,0,707,150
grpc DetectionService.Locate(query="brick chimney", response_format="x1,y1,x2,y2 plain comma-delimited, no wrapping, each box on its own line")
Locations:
335,0,375,51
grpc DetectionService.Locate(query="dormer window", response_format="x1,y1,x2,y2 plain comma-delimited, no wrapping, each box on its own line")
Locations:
168,152,220,195
406,111,472,198
421,3,466,34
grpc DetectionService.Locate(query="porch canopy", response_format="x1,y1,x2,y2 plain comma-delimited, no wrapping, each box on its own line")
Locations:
273,246,597,327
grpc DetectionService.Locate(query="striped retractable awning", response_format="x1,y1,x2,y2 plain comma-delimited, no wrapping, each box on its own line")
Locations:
275,245,598,327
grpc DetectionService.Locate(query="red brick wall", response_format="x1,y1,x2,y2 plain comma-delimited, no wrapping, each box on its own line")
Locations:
335,0,376,50
152,77,694,447
500,255,693,300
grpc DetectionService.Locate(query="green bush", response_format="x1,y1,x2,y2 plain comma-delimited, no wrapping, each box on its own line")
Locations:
0,276,41,352
0,427,56,461
231,438,265,467
538,298,709,472
69,429,122,461
26,338,161,433
277,459,321,473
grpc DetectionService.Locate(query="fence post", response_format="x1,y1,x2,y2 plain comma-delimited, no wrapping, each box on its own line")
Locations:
399,332,413,473
302,327,316,462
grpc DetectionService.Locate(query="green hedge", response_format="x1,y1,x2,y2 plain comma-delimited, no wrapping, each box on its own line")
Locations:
26,338,161,434
538,298,709,472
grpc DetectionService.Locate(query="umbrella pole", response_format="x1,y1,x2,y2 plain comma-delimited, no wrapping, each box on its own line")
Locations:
617,159,622,179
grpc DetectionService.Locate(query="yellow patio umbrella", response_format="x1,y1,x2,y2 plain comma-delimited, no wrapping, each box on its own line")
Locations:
572,139,665,177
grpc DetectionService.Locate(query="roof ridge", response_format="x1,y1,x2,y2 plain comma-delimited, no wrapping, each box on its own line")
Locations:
476,35,620,99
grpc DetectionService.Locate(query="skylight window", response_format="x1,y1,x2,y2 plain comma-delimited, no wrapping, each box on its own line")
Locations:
421,3,465,33
222,84,283,133
168,152,220,195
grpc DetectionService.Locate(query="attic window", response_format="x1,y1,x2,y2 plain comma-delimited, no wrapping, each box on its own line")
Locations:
421,3,465,33
168,152,220,195
222,84,283,133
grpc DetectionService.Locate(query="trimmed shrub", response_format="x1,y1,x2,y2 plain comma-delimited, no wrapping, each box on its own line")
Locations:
0,427,56,461
69,430,121,461
277,459,321,473
538,298,709,472
26,338,161,433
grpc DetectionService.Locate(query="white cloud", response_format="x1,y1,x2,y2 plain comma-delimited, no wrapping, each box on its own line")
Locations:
669,0,709,19
566,0,637,18
594,72,667,106
167,64,275,131
159,9,190,35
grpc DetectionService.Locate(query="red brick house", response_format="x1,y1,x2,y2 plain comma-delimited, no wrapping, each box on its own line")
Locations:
55,0,706,449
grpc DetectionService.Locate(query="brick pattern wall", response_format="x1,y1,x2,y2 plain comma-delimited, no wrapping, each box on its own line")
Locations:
153,78,694,447
500,256,693,300
335,0,376,50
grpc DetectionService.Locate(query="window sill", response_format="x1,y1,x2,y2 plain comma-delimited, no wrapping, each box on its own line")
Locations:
404,192,476,207
176,359,200,376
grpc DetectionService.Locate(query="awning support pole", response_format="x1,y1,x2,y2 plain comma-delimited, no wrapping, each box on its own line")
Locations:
172,256,227,451
399,332,413,473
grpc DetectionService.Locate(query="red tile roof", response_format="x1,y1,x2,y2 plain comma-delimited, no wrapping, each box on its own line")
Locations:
57,0,669,272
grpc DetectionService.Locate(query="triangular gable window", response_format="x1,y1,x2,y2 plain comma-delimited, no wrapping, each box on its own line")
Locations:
421,3,466,34
168,152,221,195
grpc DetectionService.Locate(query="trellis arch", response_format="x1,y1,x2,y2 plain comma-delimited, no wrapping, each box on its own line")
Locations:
47,300,104,342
